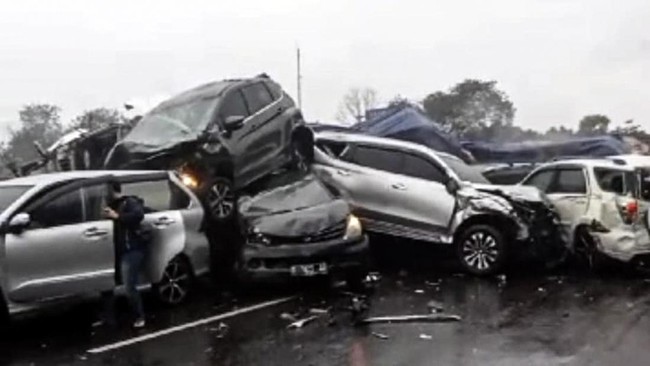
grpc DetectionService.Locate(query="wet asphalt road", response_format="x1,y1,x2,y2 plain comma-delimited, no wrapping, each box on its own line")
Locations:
5,241,650,366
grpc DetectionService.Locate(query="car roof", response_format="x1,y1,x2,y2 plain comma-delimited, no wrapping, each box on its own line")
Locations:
0,170,165,188
315,131,452,159
538,158,633,170
608,154,650,167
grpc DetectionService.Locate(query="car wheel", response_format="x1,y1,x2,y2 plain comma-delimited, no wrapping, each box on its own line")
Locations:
575,229,605,272
456,224,506,276
206,177,236,222
155,257,193,306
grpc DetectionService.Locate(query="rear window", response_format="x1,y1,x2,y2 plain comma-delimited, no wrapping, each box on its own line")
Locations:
594,168,636,196
0,185,32,214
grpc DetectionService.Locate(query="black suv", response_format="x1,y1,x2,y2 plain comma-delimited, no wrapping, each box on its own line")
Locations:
105,74,313,221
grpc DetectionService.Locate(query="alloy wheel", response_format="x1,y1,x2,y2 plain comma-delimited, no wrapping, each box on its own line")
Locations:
461,231,500,272
208,181,235,220
157,259,191,305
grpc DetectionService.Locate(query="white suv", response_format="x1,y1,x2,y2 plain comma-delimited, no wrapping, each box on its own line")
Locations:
519,158,648,268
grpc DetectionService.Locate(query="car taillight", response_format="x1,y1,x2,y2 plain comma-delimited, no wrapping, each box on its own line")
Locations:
620,200,639,224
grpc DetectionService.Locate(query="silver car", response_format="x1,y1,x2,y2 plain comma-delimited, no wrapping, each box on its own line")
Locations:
0,171,210,321
313,132,563,275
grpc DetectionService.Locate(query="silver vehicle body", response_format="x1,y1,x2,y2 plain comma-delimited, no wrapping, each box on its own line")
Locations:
519,158,649,262
0,170,210,316
312,132,545,245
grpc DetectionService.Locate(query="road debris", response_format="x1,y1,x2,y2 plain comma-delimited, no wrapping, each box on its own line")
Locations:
280,312,298,322
365,272,382,284
309,308,330,315
372,332,390,340
419,334,433,340
209,322,230,338
425,280,441,287
496,274,507,287
414,289,425,294
427,300,444,313
359,314,461,325
288,315,320,329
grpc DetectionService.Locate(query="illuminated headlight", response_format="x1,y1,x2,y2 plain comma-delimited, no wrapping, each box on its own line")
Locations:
343,214,363,240
180,173,199,189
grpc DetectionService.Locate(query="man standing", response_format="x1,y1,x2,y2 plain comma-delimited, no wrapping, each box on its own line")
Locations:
104,180,147,328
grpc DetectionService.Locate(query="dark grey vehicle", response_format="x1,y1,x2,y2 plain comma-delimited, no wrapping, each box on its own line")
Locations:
313,132,563,275
105,74,313,221
236,170,369,284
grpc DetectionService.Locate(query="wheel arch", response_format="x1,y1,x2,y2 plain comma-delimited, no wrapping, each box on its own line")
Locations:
453,213,519,246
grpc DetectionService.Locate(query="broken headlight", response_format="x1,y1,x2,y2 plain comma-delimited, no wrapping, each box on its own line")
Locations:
248,228,271,245
344,214,363,240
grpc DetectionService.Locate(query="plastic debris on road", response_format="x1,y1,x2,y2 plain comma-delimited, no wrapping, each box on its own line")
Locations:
287,315,320,329
419,334,433,340
372,332,390,340
359,314,461,325
427,300,444,313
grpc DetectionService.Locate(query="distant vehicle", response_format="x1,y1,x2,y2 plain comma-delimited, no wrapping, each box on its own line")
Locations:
312,132,562,276
519,158,647,269
0,171,210,323
105,74,314,222
236,170,369,285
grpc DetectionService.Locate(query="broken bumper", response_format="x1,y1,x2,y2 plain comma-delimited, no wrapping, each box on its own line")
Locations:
239,235,369,281
592,227,650,263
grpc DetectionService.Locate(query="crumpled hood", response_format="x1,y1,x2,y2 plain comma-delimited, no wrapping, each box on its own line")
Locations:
471,183,547,203
238,173,350,237
243,199,349,237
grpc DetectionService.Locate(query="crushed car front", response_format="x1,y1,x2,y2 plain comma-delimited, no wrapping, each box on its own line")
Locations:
237,171,369,282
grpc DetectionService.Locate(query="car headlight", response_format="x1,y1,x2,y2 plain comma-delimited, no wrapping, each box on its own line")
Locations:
248,228,271,245
180,172,199,189
344,214,363,240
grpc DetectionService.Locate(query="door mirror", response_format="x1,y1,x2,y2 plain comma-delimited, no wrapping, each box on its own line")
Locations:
8,213,30,233
445,178,460,194
224,115,245,132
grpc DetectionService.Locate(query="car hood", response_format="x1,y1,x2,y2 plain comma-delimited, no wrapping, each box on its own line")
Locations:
471,183,547,203
238,173,350,237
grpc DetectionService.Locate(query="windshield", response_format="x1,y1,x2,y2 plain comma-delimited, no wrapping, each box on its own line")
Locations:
440,155,489,184
0,185,32,214
124,97,219,147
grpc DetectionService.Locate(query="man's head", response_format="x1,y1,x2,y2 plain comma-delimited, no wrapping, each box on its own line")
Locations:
106,179,122,203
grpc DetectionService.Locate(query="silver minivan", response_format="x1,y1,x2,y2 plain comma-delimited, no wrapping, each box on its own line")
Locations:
0,171,210,321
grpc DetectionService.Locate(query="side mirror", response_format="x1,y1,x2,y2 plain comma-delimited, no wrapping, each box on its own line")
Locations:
224,115,245,132
8,213,30,233
445,178,460,194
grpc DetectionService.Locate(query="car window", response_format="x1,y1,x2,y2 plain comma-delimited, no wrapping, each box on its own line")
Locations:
82,184,108,221
594,168,635,196
551,169,587,194
523,169,555,192
264,81,282,100
218,90,250,123
402,153,446,183
351,146,403,174
29,189,83,228
121,179,190,212
317,140,353,162
241,82,274,114
0,185,32,214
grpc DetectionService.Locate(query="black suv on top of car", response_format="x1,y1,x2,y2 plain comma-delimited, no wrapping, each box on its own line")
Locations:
105,74,313,221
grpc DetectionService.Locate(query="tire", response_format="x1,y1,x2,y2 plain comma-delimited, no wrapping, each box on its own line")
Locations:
154,257,194,306
204,177,237,222
456,224,507,276
575,229,606,272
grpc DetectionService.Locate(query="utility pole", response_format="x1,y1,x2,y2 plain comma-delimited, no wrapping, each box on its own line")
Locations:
296,47,302,109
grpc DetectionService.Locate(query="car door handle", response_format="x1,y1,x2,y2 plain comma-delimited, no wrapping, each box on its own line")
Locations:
337,170,350,177
154,217,176,228
391,183,407,191
83,227,109,238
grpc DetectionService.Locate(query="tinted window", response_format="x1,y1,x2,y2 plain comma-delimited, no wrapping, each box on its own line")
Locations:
0,185,32,214
30,189,83,228
218,91,249,122
402,154,446,183
241,83,274,114
594,168,635,195
83,184,107,221
352,146,402,174
122,180,172,212
523,170,555,192
439,155,489,184
552,169,587,194
265,82,282,100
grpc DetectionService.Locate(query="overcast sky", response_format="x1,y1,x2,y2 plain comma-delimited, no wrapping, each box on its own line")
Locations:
0,0,649,139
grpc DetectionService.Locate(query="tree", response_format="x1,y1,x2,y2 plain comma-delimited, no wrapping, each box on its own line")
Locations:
336,87,378,124
71,108,124,131
578,114,610,136
422,79,515,137
3,104,63,163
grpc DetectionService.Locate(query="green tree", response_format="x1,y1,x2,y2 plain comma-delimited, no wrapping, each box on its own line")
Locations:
578,114,610,136
422,79,515,137
71,107,124,131
4,104,63,163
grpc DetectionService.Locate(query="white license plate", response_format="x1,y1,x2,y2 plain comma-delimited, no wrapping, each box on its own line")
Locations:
290,262,328,277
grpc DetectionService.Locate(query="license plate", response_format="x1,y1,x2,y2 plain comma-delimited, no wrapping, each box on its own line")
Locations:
290,262,328,277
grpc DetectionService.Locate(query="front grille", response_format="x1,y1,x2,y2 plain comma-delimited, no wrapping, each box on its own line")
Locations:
268,221,346,245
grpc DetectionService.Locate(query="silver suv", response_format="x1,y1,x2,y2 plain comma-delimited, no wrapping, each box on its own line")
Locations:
0,171,210,322
313,132,562,275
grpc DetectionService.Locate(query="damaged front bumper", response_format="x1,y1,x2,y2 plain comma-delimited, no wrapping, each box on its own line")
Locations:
238,235,369,282
591,225,650,263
